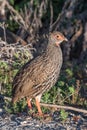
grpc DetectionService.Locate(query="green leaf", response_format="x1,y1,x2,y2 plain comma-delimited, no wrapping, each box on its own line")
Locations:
9,0,14,5
60,109,68,120
69,86,75,94
66,69,73,77
0,61,8,69
58,81,65,87
14,52,19,59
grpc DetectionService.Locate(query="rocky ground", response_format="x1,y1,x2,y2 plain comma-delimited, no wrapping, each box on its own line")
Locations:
0,109,87,130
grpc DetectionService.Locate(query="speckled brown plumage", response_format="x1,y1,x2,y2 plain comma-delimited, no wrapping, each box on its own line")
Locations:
12,31,68,115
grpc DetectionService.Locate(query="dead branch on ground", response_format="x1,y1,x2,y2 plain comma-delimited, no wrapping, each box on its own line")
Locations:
40,103,87,114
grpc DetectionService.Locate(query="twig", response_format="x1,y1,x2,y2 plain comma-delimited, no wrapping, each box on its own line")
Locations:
50,0,70,30
3,23,7,43
5,0,25,28
70,22,83,43
0,23,7,43
49,0,53,32
40,103,87,114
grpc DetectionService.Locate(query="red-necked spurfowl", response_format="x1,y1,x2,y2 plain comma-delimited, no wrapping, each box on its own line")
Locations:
12,31,68,116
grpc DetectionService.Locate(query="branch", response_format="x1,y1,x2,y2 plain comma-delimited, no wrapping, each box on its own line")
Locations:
70,22,83,43
49,0,53,32
2,0,26,28
40,103,87,114
50,0,70,30
0,27,27,45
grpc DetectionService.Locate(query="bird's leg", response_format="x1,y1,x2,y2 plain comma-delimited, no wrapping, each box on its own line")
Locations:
27,98,32,109
35,95,43,116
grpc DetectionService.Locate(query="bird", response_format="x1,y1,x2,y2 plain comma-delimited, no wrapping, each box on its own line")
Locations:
12,31,68,116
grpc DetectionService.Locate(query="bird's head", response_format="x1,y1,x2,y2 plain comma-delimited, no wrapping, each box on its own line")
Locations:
49,31,68,46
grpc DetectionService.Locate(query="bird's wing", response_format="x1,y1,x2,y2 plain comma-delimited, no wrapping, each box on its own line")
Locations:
12,55,51,97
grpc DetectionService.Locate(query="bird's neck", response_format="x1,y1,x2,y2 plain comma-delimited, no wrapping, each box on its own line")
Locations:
46,42,61,57
42,42,62,68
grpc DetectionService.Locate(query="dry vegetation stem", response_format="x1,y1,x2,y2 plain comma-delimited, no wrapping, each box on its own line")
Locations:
40,103,87,114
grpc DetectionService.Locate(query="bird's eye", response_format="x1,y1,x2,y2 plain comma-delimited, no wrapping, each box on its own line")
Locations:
57,35,59,38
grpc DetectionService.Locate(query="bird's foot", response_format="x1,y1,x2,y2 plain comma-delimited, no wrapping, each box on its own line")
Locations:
31,112,52,120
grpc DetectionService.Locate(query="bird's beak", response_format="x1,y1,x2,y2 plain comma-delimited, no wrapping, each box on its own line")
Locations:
64,38,68,42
